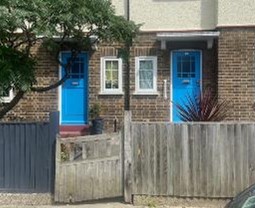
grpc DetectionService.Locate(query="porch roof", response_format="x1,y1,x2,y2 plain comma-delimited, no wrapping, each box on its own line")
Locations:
156,31,220,49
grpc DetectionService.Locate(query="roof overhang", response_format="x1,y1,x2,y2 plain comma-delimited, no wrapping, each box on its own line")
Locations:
156,31,220,49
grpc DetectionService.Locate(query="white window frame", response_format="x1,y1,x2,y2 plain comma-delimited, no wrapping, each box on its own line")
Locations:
100,57,123,95
1,89,14,103
135,56,158,95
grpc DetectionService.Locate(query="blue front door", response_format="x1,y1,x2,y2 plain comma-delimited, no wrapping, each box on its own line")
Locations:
61,52,88,125
172,51,201,122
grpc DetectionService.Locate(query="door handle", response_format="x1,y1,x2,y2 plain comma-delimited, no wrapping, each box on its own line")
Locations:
71,82,79,86
182,80,190,84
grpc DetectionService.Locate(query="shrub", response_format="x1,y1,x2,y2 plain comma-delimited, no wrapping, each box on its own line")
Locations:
174,89,228,122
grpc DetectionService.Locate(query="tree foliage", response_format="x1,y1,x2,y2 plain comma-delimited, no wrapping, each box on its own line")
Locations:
0,0,139,118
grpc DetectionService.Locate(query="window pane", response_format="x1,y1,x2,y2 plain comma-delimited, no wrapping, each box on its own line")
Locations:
105,71,111,80
105,80,112,89
140,60,153,70
112,71,118,80
112,80,119,89
72,62,80,74
182,61,190,73
139,70,153,89
67,57,85,78
106,61,112,70
111,61,118,70
104,60,119,90
177,55,196,78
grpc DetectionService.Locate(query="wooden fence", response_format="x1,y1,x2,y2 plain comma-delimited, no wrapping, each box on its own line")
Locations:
0,112,59,193
55,132,123,203
124,112,255,201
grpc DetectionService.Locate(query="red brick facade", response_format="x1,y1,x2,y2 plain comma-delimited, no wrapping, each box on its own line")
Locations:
4,42,59,121
7,29,255,132
218,28,255,121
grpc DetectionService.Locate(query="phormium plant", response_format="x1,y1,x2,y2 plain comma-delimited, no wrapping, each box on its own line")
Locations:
174,89,228,122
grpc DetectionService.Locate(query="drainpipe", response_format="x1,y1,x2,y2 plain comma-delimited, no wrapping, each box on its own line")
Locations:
126,0,130,21
124,0,131,110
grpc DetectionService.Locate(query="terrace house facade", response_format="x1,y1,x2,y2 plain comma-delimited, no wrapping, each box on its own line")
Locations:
3,0,255,134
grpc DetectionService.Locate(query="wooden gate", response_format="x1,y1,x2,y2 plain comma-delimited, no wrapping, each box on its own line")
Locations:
54,133,123,203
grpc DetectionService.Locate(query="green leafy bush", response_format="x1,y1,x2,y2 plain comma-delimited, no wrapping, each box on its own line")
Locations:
89,103,101,120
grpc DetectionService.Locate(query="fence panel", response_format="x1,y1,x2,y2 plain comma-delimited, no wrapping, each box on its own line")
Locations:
55,132,123,203
130,122,255,198
0,112,58,193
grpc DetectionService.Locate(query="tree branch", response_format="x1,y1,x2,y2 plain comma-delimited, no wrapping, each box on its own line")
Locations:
31,50,78,92
0,90,25,119
31,73,69,92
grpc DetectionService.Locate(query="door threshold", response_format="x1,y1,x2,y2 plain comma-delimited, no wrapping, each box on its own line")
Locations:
60,125,90,137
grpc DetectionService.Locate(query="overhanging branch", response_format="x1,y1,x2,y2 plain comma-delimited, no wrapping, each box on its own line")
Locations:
0,90,25,119
31,74,69,92
31,50,78,92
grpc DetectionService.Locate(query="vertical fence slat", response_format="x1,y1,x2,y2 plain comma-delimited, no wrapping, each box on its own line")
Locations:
0,125,4,188
181,124,189,196
160,124,168,195
4,124,11,190
141,124,148,194
167,124,174,195
148,123,155,195
213,124,221,196
187,124,195,196
124,111,132,203
242,124,249,190
249,125,255,185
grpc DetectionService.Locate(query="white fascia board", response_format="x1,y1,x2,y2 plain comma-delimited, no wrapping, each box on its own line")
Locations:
156,31,220,49
156,31,220,40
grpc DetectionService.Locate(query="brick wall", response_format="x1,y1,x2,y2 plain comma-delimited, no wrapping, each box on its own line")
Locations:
218,28,255,121
4,41,59,121
3,33,218,132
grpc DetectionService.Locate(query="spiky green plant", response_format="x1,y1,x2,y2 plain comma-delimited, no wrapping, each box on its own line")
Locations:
174,89,228,122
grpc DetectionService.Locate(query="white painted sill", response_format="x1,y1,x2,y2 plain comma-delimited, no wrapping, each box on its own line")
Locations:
0,98,12,103
133,91,159,96
1,90,14,103
99,91,124,96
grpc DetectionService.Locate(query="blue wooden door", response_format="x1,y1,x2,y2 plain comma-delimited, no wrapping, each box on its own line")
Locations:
61,52,88,125
172,51,201,122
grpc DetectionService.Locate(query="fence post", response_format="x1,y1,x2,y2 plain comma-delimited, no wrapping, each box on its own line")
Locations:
124,111,132,203
54,135,61,202
49,111,60,136
49,111,60,193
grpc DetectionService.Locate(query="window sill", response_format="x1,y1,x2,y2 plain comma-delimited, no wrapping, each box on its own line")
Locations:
0,98,13,103
99,91,124,96
133,92,159,96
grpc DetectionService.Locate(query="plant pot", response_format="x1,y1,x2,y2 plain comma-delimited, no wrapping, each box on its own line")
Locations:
91,118,104,135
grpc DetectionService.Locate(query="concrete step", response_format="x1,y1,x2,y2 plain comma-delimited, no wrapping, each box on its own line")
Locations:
59,125,90,138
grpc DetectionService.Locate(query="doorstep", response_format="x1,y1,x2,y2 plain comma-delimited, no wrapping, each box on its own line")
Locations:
59,125,90,138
